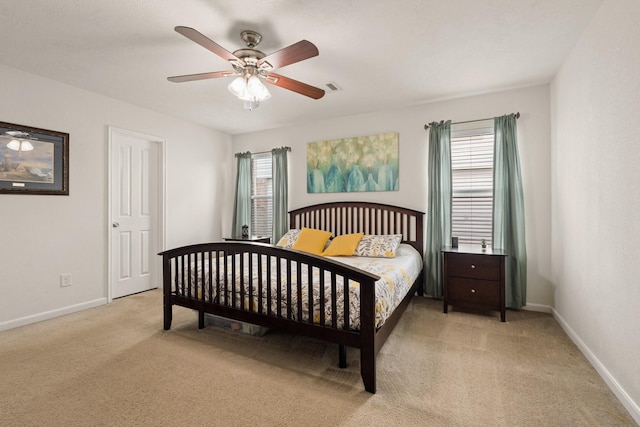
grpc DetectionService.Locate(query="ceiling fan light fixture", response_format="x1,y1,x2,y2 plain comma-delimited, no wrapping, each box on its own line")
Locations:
246,76,271,101
228,74,271,109
228,76,247,97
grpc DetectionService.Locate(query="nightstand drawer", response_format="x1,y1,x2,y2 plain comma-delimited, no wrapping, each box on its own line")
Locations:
447,253,500,281
448,277,500,307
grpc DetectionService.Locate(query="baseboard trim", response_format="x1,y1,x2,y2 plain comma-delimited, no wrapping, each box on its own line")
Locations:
0,298,108,332
521,303,552,313
552,308,640,425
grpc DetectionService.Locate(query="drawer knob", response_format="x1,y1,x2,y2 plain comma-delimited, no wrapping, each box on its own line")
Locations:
471,289,476,293
471,264,476,269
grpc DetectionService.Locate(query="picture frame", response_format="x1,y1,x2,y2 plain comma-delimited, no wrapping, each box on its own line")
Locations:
307,131,399,193
0,121,69,195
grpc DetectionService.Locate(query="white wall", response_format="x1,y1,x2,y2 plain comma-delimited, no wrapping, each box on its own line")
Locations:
550,0,640,421
232,85,552,307
0,64,232,329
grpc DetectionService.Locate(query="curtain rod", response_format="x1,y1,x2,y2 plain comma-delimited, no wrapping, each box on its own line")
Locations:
424,112,520,130
235,146,291,157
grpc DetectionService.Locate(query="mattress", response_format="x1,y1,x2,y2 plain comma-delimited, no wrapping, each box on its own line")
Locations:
173,244,422,330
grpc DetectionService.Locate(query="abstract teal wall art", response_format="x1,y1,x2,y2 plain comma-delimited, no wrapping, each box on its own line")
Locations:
307,132,399,193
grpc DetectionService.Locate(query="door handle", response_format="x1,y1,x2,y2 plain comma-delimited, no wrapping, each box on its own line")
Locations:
112,222,120,228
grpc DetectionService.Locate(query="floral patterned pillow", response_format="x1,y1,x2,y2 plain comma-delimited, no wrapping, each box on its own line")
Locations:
276,229,300,248
354,234,403,258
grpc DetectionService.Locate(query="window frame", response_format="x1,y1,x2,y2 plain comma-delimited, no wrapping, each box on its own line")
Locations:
450,120,495,247
250,152,273,237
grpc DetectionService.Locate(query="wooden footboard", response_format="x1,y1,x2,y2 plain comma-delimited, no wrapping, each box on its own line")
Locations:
160,242,382,390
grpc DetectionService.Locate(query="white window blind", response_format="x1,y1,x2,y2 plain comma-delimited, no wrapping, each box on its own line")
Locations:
451,120,494,247
251,153,273,236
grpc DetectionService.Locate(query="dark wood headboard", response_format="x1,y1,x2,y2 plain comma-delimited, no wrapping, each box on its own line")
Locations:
289,202,424,256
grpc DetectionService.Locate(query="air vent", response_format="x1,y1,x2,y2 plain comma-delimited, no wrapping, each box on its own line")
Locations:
323,81,342,92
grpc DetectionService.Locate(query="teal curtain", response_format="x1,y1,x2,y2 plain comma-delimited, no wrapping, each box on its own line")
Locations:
271,147,290,243
231,152,252,237
425,120,452,297
493,114,527,308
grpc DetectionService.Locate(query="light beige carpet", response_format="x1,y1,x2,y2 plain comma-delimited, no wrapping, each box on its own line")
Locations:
0,289,635,426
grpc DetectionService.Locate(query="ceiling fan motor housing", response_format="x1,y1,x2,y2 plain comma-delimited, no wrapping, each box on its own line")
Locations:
232,49,266,63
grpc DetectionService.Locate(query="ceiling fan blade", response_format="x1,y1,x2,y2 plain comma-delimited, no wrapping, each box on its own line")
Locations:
174,26,243,65
258,40,319,70
264,73,325,99
167,70,236,83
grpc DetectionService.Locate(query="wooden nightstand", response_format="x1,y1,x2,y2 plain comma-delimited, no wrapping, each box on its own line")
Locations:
442,246,507,322
223,236,271,244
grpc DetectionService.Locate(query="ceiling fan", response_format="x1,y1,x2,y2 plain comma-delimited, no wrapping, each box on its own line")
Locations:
168,26,325,109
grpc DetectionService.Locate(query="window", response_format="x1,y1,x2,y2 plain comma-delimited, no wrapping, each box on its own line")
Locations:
250,153,272,236
450,120,494,247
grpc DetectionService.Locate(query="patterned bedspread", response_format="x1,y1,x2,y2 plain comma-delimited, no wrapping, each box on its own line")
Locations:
174,244,422,330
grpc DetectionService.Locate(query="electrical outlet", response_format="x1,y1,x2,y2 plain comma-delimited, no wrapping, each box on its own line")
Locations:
60,273,72,287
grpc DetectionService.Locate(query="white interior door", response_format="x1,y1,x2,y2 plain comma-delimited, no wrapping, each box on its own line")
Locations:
110,130,160,299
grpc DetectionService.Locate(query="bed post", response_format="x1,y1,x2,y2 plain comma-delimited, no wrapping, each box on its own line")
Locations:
162,253,173,330
198,310,205,329
338,345,347,368
417,270,425,297
360,278,377,393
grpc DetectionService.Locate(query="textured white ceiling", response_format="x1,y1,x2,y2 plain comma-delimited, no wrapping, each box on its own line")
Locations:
0,0,603,135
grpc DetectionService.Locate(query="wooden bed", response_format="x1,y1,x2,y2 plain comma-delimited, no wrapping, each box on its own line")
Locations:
160,201,424,393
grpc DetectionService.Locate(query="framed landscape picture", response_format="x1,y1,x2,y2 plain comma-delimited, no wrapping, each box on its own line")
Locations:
0,121,69,195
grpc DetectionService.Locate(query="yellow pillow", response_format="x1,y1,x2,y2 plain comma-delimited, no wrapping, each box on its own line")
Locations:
321,233,364,256
292,228,333,255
